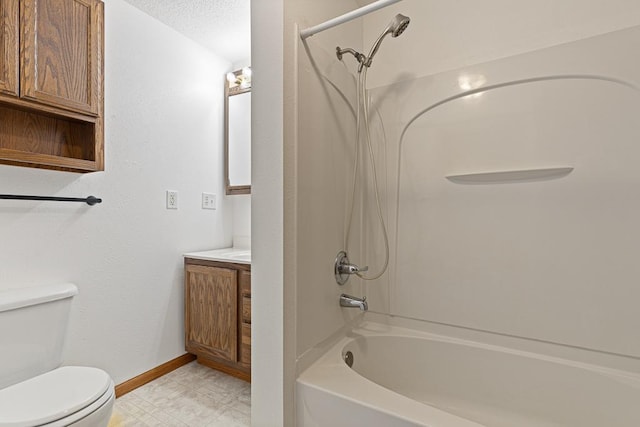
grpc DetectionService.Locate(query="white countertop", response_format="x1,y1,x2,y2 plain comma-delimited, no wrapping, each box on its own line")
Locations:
183,247,251,265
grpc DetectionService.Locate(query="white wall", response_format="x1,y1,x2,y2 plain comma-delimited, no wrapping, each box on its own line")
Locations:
231,195,251,248
232,58,252,71
251,0,285,425
0,0,231,385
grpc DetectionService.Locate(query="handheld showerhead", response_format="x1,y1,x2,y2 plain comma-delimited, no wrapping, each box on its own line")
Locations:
364,14,410,68
389,13,410,37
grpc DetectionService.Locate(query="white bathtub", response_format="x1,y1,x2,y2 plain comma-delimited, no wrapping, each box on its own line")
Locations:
296,321,640,426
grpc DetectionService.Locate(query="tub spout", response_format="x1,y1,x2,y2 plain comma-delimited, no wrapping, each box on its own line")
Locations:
340,294,368,311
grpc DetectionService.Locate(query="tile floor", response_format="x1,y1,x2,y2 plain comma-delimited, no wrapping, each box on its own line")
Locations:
108,361,250,427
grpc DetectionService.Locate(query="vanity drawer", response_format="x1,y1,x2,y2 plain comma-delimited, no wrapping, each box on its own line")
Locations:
239,270,251,295
239,323,251,367
242,296,251,324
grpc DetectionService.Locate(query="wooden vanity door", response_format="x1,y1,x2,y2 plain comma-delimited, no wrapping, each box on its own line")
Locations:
0,0,18,96
20,0,103,115
185,265,238,362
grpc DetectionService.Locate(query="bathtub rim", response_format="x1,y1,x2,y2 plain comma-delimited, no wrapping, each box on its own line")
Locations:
344,321,640,382
296,314,640,427
334,313,640,374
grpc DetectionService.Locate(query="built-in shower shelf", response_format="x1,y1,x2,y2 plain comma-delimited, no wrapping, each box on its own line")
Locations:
445,167,574,184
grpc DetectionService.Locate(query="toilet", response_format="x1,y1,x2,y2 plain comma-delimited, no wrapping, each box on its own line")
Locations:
0,283,115,426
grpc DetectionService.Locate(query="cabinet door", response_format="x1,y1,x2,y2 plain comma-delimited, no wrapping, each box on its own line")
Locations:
185,265,238,362
20,0,103,115
0,0,18,96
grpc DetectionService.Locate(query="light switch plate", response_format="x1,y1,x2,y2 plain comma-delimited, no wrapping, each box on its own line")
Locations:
202,193,216,210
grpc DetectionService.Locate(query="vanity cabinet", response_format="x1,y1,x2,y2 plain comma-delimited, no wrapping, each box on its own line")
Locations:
0,0,104,172
184,258,251,381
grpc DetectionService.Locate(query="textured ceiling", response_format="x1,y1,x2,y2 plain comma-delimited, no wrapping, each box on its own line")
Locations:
122,0,250,65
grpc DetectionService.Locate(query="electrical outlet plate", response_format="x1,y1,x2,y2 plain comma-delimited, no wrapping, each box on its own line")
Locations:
202,193,216,210
166,190,178,209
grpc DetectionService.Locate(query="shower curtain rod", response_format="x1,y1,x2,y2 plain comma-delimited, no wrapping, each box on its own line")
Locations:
299,0,402,40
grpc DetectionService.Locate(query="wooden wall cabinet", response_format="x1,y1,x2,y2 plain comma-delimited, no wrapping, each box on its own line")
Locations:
0,0,104,173
185,258,251,382
0,0,18,96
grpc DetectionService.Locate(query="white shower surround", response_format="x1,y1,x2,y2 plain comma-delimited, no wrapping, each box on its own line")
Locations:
292,0,640,369
294,14,640,427
378,25,640,359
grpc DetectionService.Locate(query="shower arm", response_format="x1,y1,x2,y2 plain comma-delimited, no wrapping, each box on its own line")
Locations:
336,46,367,72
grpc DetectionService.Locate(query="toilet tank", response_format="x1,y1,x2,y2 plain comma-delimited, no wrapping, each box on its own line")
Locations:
0,283,78,389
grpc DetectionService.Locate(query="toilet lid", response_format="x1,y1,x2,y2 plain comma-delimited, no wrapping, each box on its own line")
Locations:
0,366,112,427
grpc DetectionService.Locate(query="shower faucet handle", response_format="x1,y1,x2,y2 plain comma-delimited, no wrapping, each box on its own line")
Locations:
338,264,368,274
334,251,368,285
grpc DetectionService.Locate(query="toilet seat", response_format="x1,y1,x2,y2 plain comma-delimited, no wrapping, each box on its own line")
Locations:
0,366,114,427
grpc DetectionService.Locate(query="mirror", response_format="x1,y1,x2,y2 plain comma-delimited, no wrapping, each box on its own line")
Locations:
225,68,252,195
